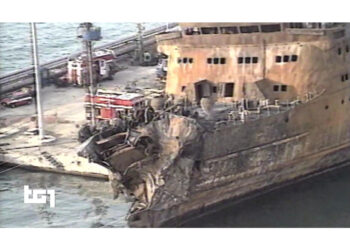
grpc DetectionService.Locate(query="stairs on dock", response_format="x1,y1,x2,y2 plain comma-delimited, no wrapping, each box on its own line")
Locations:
41,151,64,169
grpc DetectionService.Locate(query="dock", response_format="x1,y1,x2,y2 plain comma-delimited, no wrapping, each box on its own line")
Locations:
0,64,161,179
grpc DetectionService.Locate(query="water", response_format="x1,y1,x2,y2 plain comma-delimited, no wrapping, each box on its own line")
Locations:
0,22,165,75
2,165,350,227
183,165,350,227
0,168,130,227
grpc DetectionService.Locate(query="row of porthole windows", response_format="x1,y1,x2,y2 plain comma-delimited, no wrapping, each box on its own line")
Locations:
177,55,299,66
177,57,193,64
207,57,226,64
325,97,350,110
341,73,349,82
238,57,258,64
275,55,298,63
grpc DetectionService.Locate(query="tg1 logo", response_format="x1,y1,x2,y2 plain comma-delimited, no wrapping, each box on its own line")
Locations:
24,185,55,208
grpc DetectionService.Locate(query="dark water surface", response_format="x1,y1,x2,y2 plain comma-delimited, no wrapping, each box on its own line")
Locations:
183,166,350,227
2,165,350,227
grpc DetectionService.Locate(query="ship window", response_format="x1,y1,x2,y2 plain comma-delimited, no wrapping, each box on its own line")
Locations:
261,24,281,33
189,58,193,64
185,28,194,35
201,27,218,34
177,58,182,64
212,86,217,93
220,26,238,34
181,86,186,92
338,48,342,55
213,58,219,64
220,58,226,64
245,57,251,64
240,25,259,33
273,85,279,91
346,74,349,81
283,55,290,62
341,75,345,82
346,45,349,53
291,55,298,62
183,58,188,64
252,57,258,63
341,99,345,104
224,83,234,97
325,105,329,110
276,56,282,63
281,85,288,92
207,58,212,64
238,57,243,64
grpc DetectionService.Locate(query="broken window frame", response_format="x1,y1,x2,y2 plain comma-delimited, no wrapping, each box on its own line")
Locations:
273,85,280,92
201,27,219,35
281,85,288,92
223,83,234,97
220,26,239,34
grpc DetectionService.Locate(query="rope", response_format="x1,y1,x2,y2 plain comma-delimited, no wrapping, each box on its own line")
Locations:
0,164,22,175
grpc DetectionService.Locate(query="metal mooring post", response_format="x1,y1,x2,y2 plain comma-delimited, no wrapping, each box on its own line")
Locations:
30,22,45,141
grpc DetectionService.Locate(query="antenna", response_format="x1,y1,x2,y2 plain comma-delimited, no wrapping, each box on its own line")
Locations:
77,22,102,127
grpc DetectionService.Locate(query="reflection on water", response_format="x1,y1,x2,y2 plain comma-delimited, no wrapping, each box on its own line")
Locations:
183,166,350,227
0,168,130,228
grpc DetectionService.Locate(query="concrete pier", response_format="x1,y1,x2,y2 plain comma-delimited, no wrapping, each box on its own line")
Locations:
0,64,161,179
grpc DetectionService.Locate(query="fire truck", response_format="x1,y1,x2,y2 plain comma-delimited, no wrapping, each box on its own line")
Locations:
59,49,118,86
84,88,146,121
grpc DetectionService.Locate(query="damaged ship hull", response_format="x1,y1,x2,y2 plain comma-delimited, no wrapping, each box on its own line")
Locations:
78,22,350,227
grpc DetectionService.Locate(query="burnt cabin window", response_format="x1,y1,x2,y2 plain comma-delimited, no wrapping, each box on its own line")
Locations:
273,85,280,92
181,86,186,92
261,24,281,33
189,58,193,64
346,74,349,81
283,55,290,62
212,86,217,93
183,57,188,64
178,57,193,64
201,27,218,34
291,55,298,62
220,26,238,34
338,48,342,55
224,83,234,97
207,57,226,64
281,85,288,92
276,56,282,63
245,57,251,64
177,58,182,64
252,57,258,63
346,45,350,53
240,25,259,33
238,57,244,64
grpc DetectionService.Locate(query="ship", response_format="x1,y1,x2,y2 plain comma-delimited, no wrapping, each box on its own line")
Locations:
77,22,350,227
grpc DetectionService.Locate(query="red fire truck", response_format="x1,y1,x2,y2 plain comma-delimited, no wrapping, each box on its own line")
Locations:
84,88,145,121
59,49,118,86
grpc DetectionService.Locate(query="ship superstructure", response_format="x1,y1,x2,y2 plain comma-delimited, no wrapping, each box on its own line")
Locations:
78,22,350,227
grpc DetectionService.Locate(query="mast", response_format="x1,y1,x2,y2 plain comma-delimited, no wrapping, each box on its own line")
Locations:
30,22,45,140
136,23,145,65
77,23,101,127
